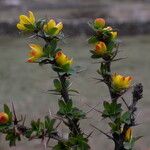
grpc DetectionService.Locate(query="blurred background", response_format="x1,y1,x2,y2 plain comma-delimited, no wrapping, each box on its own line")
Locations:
0,0,150,149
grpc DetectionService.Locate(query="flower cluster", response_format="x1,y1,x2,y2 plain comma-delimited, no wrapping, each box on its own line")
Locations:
89,18,117,59
14,11,88,150
17,11,73,73
89,18,132,92
88,18,142,150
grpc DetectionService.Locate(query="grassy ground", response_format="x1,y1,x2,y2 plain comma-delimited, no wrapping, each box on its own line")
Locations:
0,35,150,149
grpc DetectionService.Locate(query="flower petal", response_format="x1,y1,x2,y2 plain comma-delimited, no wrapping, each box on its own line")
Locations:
29,44,43,52
20,15,31,24
56,22,63,31
17,23,26,30
47,19,56,29
29,11,35,24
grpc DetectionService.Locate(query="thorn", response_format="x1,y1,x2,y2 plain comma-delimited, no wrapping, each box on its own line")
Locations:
55,121,62,129
93,57,126,64
86,130,94,138
85,102,102,114
112,57,127,62
90,124,115,141
92,77,104,82
28,34,37,39
11,102,18,124
121,97,130,110
22,115,26,126
46,137,51,149
49,108,52,118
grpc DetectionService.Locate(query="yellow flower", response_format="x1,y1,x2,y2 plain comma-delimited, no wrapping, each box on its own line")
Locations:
43,19,63,36
17,11,35,31
125,128,132,142
27,44,44,63
0,112,9,124
111,31,117,39
94,18,106,29
92,41,107,56
112,74,133,91
55,51,72,67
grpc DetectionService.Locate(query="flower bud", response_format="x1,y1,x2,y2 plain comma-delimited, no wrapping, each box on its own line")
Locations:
93,41,107,56
17,11,35,31
0,112,9,124
43,19,63,36
125,128,132,142
94,18,105,29
27,44,44,63
55,51,72,67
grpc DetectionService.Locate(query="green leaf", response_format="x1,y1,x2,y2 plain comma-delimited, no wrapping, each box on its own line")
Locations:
4,104,12,123
88,36,98,44
123,142,133,150
68,89,80,94
52,65,63,72
68,135,90,150
44,39,58,57
47,27,58,35
45,116,55,134
24,24,35,31
121,111,131,124
53,79,62,92
35,19,46,30
123,138,135,150
5,130,21,146
107,41,116,53
4,104,10,114
103,101,110,110
62,63,71,72
58,100,66,110
91,54,101,59
53,142,69,150
102,101,122,118
57,100,85,120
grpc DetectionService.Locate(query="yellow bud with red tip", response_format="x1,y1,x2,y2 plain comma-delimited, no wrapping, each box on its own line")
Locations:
0,112,9,124
27,44,44,63
55,51,72,67
17,11,35,31
125,128,132,142
112,74,133,91
92,41,107,56
43,19,63,36
94,18,106,29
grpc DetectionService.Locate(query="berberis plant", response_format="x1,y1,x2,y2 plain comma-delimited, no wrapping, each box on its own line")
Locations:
0,11,143,150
